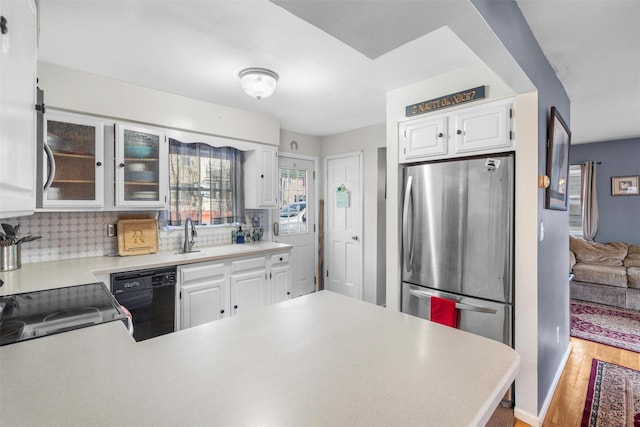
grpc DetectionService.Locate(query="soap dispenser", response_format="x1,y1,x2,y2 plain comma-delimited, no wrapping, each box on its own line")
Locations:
236,225,244,244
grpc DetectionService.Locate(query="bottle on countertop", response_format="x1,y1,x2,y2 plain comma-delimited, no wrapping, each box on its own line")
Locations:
236,225,244,244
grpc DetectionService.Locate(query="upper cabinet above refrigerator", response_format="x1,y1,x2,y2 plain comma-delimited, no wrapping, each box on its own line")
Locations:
399,98,514,164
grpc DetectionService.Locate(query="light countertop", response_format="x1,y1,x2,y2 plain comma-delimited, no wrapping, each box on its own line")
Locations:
0,241,291,296
0,291,519,426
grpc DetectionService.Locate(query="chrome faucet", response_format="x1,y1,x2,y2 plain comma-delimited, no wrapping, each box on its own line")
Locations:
183,217,197,253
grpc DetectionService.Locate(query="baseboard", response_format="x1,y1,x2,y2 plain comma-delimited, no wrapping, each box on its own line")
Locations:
514,342,571,427
539,342,572,424
514,407,540,427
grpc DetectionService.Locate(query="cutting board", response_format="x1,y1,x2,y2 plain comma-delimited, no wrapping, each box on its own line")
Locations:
117,219,159,256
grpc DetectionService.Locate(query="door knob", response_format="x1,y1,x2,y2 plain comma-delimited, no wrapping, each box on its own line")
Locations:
351,236,359,241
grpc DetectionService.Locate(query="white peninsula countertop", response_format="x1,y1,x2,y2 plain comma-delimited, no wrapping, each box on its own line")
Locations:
0,291,519,426
0,241,291,296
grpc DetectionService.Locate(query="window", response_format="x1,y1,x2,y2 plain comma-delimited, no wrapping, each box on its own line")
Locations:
279,167,308,235
168,139,244,226
568,164,582,236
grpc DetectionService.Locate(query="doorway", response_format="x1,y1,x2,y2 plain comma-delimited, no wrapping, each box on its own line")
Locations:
274,155,317,297
324,152,363,299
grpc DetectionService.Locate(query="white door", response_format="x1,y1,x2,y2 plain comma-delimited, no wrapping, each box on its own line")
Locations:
274,156,316,297
324,152,363,299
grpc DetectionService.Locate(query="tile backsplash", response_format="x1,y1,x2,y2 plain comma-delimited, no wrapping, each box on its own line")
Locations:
6,210,268,264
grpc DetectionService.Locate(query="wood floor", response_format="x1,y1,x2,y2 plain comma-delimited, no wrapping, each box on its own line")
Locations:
513,337,640,427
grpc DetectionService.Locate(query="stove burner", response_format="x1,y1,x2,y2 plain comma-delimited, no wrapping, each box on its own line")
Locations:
0,321,25,344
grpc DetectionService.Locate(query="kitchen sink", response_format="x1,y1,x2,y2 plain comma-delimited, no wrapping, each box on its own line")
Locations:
174,250,203,256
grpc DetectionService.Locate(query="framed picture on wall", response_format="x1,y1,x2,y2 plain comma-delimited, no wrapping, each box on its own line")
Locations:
545,106,572,210
611,175,639,196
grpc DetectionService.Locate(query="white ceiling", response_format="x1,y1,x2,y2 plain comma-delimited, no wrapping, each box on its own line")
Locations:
516,0,640,144
38,1,640,143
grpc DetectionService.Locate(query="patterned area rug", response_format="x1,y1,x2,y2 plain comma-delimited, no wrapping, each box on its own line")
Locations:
570,300,640,353
582,359,640,427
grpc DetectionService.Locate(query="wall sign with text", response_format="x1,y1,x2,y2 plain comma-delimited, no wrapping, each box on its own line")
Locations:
405,86,486,117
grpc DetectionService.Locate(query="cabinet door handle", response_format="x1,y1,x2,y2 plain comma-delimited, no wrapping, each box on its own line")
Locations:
286,292,290,295
43,143,56,191
119,162,125,168
234,305,238,310
456,130,463,135
96,162,102,167
220,309,225,314
438,132,443,138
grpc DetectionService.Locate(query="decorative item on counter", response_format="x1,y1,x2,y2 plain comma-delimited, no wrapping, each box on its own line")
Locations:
116,214,159,256
0,223,42,272
247,227,263,242
231,226,263,243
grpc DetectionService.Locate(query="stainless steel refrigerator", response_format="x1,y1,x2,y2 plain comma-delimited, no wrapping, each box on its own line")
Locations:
401,154,514,348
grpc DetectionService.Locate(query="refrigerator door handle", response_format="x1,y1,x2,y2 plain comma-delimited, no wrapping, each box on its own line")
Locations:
402,175,413,272
408,288,498,314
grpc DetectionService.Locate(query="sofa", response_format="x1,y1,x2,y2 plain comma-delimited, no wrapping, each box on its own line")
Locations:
569,236,640,310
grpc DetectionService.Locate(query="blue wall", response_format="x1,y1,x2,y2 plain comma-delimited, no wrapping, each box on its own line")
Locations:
471,0,571,415
571,138,640,245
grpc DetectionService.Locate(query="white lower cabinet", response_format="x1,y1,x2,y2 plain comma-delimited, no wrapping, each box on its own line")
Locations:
177,250,292,330
269,252,291,305
178,261,229,330
230,255,267,316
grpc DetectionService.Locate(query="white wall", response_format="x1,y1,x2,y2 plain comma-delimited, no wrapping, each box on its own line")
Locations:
38,62,280,146
513,91,540,421
279,130,322,158
320,124,386,305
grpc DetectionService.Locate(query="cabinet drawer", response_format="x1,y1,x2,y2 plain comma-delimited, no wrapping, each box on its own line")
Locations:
270,252,289,265
231,256,267,274
180,262,226,283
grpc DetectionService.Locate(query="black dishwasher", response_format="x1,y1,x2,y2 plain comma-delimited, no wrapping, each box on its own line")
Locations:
111,266,176,342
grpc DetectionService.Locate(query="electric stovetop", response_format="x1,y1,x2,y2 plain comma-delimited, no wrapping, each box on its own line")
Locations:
0,282,126,346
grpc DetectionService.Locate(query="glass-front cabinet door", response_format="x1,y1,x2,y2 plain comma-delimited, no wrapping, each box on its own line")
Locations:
43,112,104,208
115,123,168,208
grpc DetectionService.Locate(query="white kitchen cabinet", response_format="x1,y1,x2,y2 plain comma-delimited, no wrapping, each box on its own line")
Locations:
0,0,37,219
42,111,105,208
230,255,267,316
398,98,514,163
452,101,513,155
268,252,291,305
38,113,169,211
177,261,229,330
176,249,292,327
399,114,448,163
244,146,278,208
115,122,168,209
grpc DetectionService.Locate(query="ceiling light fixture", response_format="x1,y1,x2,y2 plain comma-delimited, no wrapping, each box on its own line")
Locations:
239,68,278,100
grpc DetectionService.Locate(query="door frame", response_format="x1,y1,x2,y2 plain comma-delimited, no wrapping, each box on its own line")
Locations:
277,152,320,293
323,151,364,299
